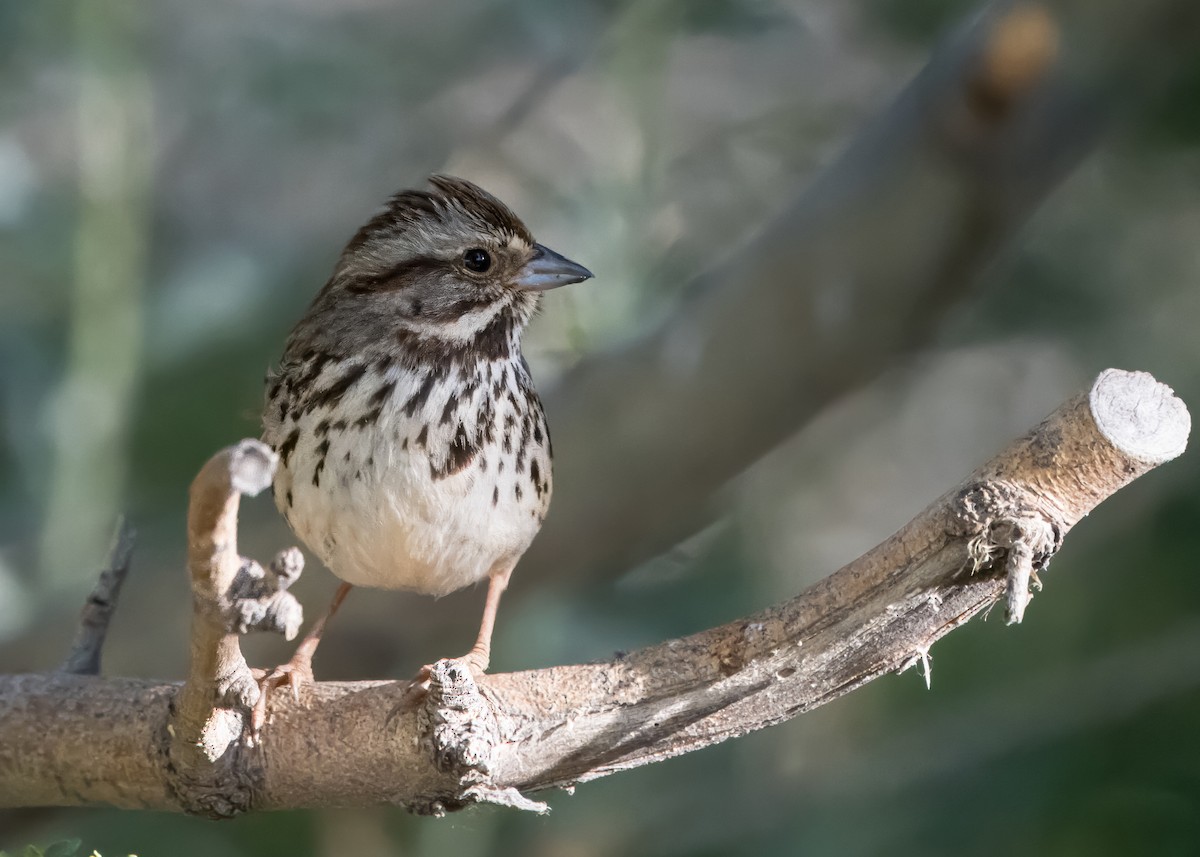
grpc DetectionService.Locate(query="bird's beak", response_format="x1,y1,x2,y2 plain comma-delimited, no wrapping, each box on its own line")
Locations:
515,243,594,291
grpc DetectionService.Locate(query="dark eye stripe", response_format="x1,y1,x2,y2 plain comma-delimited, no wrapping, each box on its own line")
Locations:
345,255,448,293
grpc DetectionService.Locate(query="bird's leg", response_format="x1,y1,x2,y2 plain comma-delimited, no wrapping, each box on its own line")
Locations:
252,581,352,731
406,564,513,701
461,563,513,674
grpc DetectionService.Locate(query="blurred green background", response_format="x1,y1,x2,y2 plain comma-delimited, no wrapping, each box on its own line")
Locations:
3,0,1200,855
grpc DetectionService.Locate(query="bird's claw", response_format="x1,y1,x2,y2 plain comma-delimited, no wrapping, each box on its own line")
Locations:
400,653,488,710
250,657,314,734
398,663,434,710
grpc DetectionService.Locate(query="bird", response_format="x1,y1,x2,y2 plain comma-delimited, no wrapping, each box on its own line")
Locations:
258,175,592,705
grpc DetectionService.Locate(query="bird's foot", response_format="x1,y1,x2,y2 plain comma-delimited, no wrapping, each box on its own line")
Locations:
401,649,489,709
250,650,315,734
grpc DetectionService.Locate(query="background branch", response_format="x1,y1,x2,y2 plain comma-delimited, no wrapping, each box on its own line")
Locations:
0,370,1186,814
58,518,135,677
523,0,1200,588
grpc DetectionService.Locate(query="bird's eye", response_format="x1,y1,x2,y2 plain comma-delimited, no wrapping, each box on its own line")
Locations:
463,248,492,273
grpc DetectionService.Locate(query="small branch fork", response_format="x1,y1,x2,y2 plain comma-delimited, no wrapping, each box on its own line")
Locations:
0,369,1188,816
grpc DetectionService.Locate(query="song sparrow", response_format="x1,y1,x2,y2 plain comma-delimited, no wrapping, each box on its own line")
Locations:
259,175,592,699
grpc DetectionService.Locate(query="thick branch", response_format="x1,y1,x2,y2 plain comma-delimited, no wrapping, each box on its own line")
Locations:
0,370,1186,813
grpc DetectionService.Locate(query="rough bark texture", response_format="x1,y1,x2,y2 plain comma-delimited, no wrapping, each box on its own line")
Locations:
0,370,1187,815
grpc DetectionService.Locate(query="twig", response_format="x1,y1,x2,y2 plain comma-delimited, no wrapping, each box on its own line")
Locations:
0,369,1186,814
59,517,136,676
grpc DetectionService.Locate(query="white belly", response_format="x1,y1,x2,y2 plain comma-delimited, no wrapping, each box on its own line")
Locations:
267,357,551,597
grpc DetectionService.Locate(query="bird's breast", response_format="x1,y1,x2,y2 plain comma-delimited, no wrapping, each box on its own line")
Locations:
265,352,552,596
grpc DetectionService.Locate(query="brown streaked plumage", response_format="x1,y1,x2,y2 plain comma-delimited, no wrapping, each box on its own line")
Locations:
257,175,592,712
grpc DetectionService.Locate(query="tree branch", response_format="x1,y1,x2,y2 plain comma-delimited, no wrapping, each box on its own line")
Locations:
0,369,1187,815
59,517,136,676
168,439,304,816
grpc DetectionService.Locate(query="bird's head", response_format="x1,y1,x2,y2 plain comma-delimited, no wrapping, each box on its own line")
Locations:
321,175,592,336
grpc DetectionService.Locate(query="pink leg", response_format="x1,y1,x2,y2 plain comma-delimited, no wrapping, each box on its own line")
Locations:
404,564,514,704
462,564,514,673
289,581,352,668
253,582,352,730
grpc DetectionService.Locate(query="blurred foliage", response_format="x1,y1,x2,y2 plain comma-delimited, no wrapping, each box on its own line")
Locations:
3,0,1200,855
